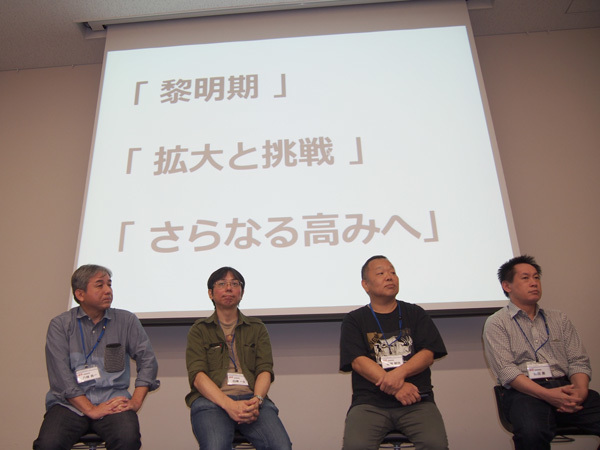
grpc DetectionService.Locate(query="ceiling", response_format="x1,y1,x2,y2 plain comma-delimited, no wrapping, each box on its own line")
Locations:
1,0,599,72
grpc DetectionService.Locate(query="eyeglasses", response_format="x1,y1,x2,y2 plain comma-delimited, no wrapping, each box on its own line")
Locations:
213,280,243,289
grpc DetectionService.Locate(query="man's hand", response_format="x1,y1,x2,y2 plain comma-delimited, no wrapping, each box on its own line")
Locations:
120,397,143,413
542,385,583,413
225,398,259,424
85,396,129,419
376,369,405,395
108,386,150,413
567,384,589,406
247,396,261,419
394,382,421,406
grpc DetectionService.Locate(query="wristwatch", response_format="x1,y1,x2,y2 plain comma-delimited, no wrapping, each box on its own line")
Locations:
253,394,264,408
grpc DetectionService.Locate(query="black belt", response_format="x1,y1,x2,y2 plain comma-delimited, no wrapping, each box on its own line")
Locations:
533,376,569,383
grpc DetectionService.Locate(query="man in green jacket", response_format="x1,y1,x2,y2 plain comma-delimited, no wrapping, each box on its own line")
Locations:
185,266,291,450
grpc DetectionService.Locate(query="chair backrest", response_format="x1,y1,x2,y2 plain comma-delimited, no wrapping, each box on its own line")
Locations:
493,385,514,433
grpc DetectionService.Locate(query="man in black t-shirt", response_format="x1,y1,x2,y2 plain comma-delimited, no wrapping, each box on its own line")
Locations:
340,255,448,450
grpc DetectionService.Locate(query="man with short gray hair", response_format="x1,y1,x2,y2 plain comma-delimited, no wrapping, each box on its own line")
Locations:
33,264,159,450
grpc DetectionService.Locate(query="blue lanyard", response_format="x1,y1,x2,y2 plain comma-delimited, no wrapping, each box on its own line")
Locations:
513,309,549,362
369,303,403,355
78,317,108,365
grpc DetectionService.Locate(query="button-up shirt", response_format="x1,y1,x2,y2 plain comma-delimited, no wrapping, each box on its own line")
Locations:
483,302,591,388
44,307,160,415
185,310,274,407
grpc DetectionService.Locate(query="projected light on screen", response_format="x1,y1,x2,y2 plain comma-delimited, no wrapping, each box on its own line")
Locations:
73,4,517,321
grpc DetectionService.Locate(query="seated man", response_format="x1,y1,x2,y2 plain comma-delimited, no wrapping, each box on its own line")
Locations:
483,255,600,450
340,255,449,450
33,264,160,450
185,266,292,450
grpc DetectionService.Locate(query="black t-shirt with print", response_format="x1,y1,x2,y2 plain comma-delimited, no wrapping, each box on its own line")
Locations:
340,300,447,409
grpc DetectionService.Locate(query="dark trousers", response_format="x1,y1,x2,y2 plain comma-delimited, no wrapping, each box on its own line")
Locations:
502,379,600,450
33,405,141,450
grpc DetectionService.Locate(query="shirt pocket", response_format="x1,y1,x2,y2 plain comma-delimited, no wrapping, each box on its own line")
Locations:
206,343,225,370
104,343,125,373
241,343,257,371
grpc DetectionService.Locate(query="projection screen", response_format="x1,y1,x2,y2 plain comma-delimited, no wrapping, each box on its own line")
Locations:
72,0,518,322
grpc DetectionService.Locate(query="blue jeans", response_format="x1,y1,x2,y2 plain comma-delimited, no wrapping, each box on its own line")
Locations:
503,380,600,450
33,404,141,450
190,394,292,450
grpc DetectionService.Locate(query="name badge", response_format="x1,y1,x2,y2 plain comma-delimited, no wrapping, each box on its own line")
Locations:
76,365,101,383
227,372,249,386
380,355,404,369
526,362,552,379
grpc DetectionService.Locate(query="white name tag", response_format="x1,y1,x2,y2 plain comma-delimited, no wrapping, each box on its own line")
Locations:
227,372,249,386
527,362,552,379
76,365,101,383
380,355,404,369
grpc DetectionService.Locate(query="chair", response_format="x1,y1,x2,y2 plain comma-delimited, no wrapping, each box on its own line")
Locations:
72,433,105,450
380,430,414,449
493,385,591,444
232,430,254,449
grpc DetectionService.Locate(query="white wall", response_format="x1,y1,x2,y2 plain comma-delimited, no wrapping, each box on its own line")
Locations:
0,27,598,449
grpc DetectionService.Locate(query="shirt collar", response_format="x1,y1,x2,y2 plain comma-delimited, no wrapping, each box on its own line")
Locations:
507,301,544,319
200,309,251,326
76,306,112,322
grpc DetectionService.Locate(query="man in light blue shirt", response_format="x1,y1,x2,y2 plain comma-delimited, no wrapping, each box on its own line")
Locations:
33,264,159,450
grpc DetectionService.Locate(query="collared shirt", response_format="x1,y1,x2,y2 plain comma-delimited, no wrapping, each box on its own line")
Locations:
45,307,160,415
185,310,274,407
483,302,591,388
